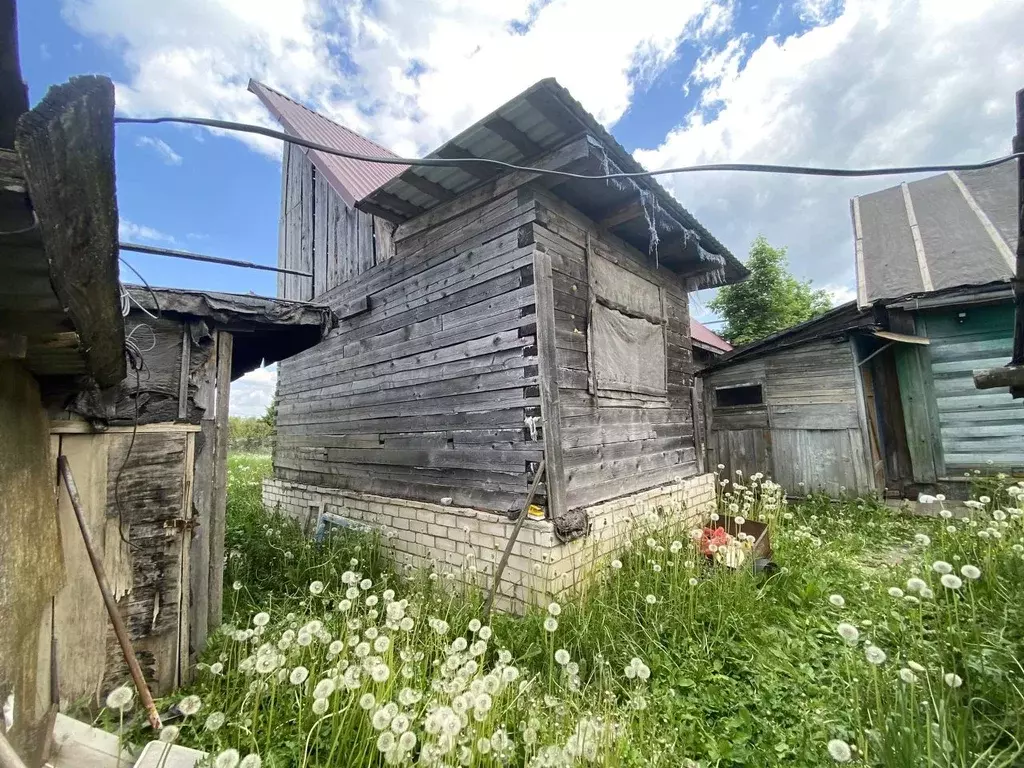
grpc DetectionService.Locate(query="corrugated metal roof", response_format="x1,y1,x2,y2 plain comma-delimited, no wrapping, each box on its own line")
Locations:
248,80,406,208
852,162,1018,307
690,319,732,354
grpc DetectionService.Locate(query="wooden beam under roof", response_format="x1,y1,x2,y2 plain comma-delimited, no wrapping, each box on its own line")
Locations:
435,143,499,181
525,87,584,137
358,199,408,225
400,171,457,203
370,190,425,219
596,199,645,229
483,115,542,158
15,75,126,387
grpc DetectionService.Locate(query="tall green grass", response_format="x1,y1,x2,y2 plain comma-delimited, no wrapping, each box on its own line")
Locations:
110,459,1024,767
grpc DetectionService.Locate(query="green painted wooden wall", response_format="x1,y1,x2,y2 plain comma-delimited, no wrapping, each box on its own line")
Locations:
897,302,1023,478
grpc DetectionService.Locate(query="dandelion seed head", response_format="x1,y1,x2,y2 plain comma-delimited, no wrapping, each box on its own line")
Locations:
827,739,852,762
289,666,309,685
308,581,325,595
543,617,558,632
104,686,133,711
205,712,226,732
645,594,657,605
960,564,981,580
940,574,963,590
159,725,180,743
555,649,570,665
177,694,202,716
239,755,261,768
252,612,270,628
214,748,241,768
932,560,953,575
828,594,846,608
887,587,904,598
899,668,917,684
865,645,887,665
944,672,963,688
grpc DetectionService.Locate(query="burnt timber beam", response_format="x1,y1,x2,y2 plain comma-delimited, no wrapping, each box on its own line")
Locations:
15,75,126,387
483,116,542,158
435,143,499,181
400,171,457,203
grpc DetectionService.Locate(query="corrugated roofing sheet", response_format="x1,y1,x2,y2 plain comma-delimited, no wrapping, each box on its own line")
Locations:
853,161,1018,307
248,80,406,208
690,319,732,353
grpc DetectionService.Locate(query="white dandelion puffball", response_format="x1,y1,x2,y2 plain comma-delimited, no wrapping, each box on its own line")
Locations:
214,749,241,768
177,694,202,716
887,587,904,599
554,649,570,666
289,666,309,685
399,731,417,751
939,509,953,519
689,577,699,586
309,581,325,595
468,618,482,632
914,533,931,546
252,612,270,628
899,668,918,684
543,617,558,632
479,626,492,641
828,594,846,608
920,587,935,600
836,623,859,644
205,712,226,732
210,662,224,675
906,577,927,594
932,561,953,575
233,581,243,591
159,725,181,743
360,578,373,590
827,739,852,762
373,636,391,653
907,660,926,673
105,686,133,711
313,678,336,699
311,697,329,716
917,494,936,504
940,574,963,590
610,559,622,569
547,602,562,617
645,594,657,605
865,645,887,665
239,755,262,768
944,672,963,688
979,495,991,504
960,564,981,580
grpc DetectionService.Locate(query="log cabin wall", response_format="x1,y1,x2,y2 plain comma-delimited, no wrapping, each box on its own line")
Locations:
274,188,542,512
278,143,396,301
528,191,700,511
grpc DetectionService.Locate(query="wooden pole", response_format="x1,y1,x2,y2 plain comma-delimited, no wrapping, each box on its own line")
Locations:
482,460,545,623
57,456,162,731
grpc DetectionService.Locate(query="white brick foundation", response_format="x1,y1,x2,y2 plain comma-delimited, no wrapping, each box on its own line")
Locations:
262,474,716,612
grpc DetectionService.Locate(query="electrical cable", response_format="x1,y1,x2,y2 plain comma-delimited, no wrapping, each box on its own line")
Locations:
115,114,1024,181
119,256,162,319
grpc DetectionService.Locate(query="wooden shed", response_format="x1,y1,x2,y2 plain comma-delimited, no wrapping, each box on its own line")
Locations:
46,287,331,707
702,163,1023,500
255,79,746,601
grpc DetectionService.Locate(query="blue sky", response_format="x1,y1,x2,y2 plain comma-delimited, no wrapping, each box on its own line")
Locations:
16,0,1024,413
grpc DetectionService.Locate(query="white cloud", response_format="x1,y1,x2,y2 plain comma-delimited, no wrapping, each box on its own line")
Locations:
62,0,733,157
118,218,176,243
136,135,183,164
823,284,857,306
636,0,1024,294
230,364,276,417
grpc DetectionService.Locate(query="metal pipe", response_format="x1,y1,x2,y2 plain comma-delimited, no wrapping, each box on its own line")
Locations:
120,242,312,278
482,460,546,623
57,456,163,730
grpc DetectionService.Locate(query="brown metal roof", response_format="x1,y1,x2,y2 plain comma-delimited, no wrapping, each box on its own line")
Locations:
248,79,406,208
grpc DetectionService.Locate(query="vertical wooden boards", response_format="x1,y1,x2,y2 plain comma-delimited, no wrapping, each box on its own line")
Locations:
894,318,943,483
533,247,567,521
849,339,879,494
529,194,699,509
703,338,878,495
208,331,232,631
274,190,541,512
176,432,195,687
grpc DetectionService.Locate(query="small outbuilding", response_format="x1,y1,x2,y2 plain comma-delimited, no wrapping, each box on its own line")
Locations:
701,163,1023,499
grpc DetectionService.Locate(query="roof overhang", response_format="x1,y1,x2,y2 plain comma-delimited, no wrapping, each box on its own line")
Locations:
359,79,747,290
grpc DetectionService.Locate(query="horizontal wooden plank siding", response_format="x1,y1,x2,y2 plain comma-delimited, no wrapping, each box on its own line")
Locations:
278,143,395,301
703,337,875,494
922,304,1024,470
274,190,541,512
530,191,699,510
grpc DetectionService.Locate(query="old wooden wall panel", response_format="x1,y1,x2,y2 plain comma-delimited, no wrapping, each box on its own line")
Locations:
279,144,391,301
703,337,875,494
274,189,542,512
922,304,1024,470
528,191,699,510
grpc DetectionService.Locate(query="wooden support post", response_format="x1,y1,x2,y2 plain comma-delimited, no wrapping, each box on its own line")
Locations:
533,248,567,522
1010,87,1024,397
15,75,125,387
207,331,233,631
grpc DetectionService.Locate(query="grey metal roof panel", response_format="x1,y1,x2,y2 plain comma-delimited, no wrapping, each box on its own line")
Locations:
248,80,406,208
853,161,1017,306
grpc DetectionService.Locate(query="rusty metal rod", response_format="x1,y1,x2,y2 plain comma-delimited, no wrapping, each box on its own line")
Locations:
57,456,162,730
482,460,546,623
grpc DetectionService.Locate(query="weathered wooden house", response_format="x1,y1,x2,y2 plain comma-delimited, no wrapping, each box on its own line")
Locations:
690,319,732,368
702,163,1022,498
256,78,747,604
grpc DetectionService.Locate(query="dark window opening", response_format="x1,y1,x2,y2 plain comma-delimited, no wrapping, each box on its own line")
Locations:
715,384,763,407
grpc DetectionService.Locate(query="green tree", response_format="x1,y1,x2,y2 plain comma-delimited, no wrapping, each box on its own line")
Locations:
262,392,277,429
709,235,832,346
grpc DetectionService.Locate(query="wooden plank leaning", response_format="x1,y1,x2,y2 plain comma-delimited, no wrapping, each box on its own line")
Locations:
56,455,162,731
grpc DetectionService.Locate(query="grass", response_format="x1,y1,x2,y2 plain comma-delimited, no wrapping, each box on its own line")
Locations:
109,456,1024,767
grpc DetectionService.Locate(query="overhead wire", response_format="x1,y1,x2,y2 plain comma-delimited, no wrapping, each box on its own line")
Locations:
115,114,1024,181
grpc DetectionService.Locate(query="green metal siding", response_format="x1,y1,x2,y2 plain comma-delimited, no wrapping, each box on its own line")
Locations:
923,304,1024,471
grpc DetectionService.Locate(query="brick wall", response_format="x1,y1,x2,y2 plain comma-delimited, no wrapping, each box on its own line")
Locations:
263,473,716,613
